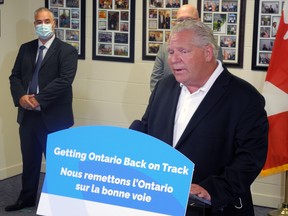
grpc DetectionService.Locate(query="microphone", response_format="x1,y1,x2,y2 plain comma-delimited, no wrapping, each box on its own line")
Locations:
129,120,145,132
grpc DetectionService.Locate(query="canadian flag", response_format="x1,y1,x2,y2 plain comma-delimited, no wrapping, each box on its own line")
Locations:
261,0,288,176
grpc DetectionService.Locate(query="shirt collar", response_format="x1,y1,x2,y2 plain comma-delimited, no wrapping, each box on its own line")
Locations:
38,34,55,49
180,60,224,94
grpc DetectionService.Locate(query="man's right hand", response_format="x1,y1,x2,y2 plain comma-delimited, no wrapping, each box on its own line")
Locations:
19,95,37,110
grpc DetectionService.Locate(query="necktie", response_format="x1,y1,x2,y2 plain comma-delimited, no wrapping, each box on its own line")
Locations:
29,45,45,94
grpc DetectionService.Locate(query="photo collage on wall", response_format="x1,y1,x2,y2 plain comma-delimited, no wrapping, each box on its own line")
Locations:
145,0,186,56
256,0,283,67
201,0,241,64
47,0,83,57
95,0,131,58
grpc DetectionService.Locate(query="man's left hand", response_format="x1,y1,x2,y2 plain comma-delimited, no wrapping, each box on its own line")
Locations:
190,184,211,201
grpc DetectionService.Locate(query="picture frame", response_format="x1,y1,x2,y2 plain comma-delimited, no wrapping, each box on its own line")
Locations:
198,0,246,68
45,0,86,59
0,0,3,4
92,0,135,63
252,0,283,71
142,0,188,61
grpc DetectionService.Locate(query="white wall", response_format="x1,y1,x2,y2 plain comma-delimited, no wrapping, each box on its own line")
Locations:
0,0,44,179
0,0,284,209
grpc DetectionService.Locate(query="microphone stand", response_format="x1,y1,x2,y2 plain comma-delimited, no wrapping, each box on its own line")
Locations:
268,171,288,216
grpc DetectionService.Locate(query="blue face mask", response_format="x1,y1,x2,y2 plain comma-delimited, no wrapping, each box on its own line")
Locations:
35,24,53,40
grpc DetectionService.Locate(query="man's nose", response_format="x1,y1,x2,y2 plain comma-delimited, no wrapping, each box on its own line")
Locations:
170,52,181,63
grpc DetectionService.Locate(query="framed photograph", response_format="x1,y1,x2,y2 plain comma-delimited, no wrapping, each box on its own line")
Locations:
198,0,246,68
252,0,283,70
92,0,135,63
0,0,3,4
142,0,188,60
45,0,86,59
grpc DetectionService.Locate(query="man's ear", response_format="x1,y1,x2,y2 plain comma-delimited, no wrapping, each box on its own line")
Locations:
52,19,56,30
204,45,214,62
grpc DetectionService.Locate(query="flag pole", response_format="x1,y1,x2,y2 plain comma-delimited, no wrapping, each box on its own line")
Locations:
268,171,288,216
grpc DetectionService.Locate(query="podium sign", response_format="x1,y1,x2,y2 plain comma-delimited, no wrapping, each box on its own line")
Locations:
37,126,194,216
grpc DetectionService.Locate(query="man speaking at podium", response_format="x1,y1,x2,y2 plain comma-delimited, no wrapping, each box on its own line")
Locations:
130,20,268,215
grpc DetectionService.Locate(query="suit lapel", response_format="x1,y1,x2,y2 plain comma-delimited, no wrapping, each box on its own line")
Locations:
175,69,232,148
165,83,182,144
155,76,181,146
29,40,38,69
41,38,59,67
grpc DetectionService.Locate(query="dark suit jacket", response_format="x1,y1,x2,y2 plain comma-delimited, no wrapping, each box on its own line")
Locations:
133,69,268,215
10,37,78,132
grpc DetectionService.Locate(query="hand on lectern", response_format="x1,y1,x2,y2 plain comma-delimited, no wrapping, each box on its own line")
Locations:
189,184,212,207
190,184,211,201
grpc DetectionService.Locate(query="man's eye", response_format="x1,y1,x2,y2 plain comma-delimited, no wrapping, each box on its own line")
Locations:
181,50,189,54
35,20,51,25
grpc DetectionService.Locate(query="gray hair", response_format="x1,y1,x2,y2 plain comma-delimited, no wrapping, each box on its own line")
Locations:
170,20,219,58
34,7,54,20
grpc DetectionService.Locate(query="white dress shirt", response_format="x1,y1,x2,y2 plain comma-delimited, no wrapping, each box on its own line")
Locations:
173,61,224,147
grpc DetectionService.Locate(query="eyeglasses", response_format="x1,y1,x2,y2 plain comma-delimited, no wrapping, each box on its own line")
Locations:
176,17,199,23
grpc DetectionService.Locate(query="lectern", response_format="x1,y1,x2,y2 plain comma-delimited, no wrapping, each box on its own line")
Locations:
37,126,195,216
187,194,211,216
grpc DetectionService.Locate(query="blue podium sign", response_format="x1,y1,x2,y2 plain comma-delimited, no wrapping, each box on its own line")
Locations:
37,126,194,216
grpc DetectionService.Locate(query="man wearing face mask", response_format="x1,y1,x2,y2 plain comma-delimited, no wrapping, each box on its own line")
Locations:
6,7,78,211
